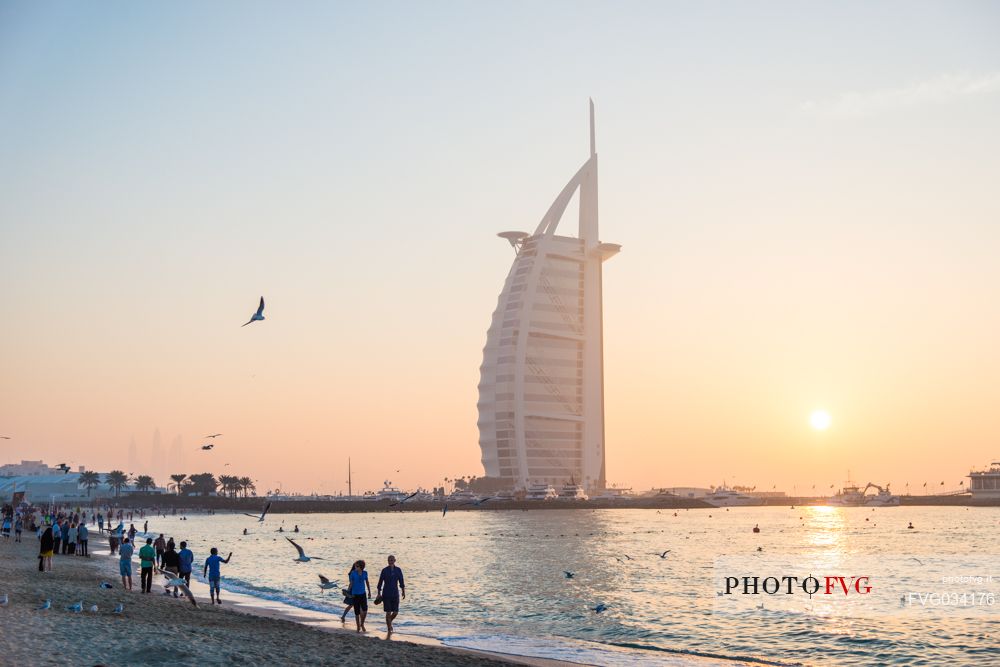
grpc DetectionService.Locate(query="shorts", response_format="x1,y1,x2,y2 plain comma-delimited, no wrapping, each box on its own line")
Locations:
382,595,400,613
119,560,132,576
352,594,368,615
209,576,220,590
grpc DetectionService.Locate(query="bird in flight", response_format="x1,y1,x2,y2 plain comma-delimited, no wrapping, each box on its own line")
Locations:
287,537,323,562
243,502,271,523
389,492,419,507
205,433,223,438
201,444,214,451
317,574,339,592
655,550,671,559
442,504,448,517
461,497,493,507
242,296,266,327
0,436,10,440
57,463,70,474
158,569,198,606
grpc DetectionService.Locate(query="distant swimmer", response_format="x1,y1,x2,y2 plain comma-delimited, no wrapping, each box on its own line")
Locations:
907,522,914,529
593,603,608,613
242,528,248,535
277,526,284,533
752,524,760,534
293,525,299,533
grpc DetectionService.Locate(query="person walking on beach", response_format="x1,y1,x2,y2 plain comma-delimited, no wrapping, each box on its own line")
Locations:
14,515,23,543
118,537,134,590
39,525,54,572
162,541,181,597
178,541,194,587
97,512,104,534
154,534,166,567
143,520,148,535
203,547,232,605
52,521,62,555
128,523,137,543
348,559,371,633
376,554,405,633
139,538,156,593
61,519,71,554
2,515,11,541
77,521,88,556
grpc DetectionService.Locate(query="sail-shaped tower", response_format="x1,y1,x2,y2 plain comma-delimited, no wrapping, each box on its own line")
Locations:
477,102,620,493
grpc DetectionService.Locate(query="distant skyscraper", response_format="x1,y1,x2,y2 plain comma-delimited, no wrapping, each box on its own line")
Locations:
477,102,620,493
168,435,185,479
150,428,163,480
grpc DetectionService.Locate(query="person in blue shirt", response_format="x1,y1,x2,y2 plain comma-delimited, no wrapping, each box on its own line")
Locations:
376,554,406,633
77,522,88,556
348,559,371,633
203,547,232,605
178,541,194,586
118,537,134,591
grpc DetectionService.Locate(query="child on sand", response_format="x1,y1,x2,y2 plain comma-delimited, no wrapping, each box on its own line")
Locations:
203,547,232,604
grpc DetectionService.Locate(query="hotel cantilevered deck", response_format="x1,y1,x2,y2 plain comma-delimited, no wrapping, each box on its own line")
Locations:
477,102,620,494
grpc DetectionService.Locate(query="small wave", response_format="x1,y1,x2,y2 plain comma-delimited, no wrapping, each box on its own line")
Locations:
191,573,345,616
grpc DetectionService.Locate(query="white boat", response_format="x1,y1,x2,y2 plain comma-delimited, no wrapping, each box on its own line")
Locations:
828,481,899,507
593,487,634,501
372,481,409,503
525,483,558,501
703,487,764,507
558,482,588,501
447,490,480,503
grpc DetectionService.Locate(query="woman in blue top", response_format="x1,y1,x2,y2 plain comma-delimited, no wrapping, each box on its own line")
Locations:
348,560,371,632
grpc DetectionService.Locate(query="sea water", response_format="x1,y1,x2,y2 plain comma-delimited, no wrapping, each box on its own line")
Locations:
134,506,999,666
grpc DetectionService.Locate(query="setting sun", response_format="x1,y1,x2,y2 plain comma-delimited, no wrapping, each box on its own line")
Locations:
810,410,832,430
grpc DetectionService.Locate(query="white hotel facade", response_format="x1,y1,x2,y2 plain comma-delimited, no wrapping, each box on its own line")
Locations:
477,102,620,493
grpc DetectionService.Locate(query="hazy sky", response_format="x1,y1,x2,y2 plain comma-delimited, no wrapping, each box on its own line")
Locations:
2,1,999,495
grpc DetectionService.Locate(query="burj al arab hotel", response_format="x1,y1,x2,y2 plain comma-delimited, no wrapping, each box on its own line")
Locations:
477,102,620,494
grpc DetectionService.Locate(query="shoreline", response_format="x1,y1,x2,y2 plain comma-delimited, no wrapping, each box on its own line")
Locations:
0,538,569,667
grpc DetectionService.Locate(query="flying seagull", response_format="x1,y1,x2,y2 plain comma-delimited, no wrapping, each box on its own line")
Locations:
243,502,271,523
389,492,419,507
242,296,266,327
287,537,323,562
201,444,214,450
0,436,10,439
157,568,198,606
66,601,83,613
655,550,671,559
317,574,339,591
461,497,494,507
442,504,448,517
205,433,223,438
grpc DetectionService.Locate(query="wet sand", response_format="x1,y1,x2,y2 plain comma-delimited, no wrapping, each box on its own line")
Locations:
0,537,570,667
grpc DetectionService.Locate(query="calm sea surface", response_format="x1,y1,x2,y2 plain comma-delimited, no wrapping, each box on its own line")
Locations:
136,506,999,666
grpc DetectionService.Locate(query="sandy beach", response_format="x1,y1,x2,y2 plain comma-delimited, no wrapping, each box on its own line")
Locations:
0,538,555,667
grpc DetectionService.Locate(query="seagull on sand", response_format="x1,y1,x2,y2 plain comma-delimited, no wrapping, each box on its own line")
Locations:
112,603,124,615
317,574,339,591
287,537,323,562
38,599,51,610
88,604,99,613
66,601,83,613
242,296,266,327
563,571,575,579
99,582,113,589
0,593,8,606
157,569,198,607
243,502,271,523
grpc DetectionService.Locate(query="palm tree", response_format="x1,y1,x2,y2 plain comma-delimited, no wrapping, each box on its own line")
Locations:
79,470,101,497
218,475,236,498
187,472,218,496
169,473,187,495
133,475,155,493
239,476,255,498
104,470,129,498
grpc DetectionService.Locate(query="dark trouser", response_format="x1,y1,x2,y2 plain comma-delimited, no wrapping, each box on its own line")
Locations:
66,541,75,555
79,539,88,556
141,566,153,593
53,537,61,554
180,571,191,586
156,549,164,566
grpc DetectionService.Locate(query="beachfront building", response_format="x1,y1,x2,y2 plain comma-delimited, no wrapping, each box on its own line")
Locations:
968,461,1000,500
0,460,72,476
477,102,620,494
